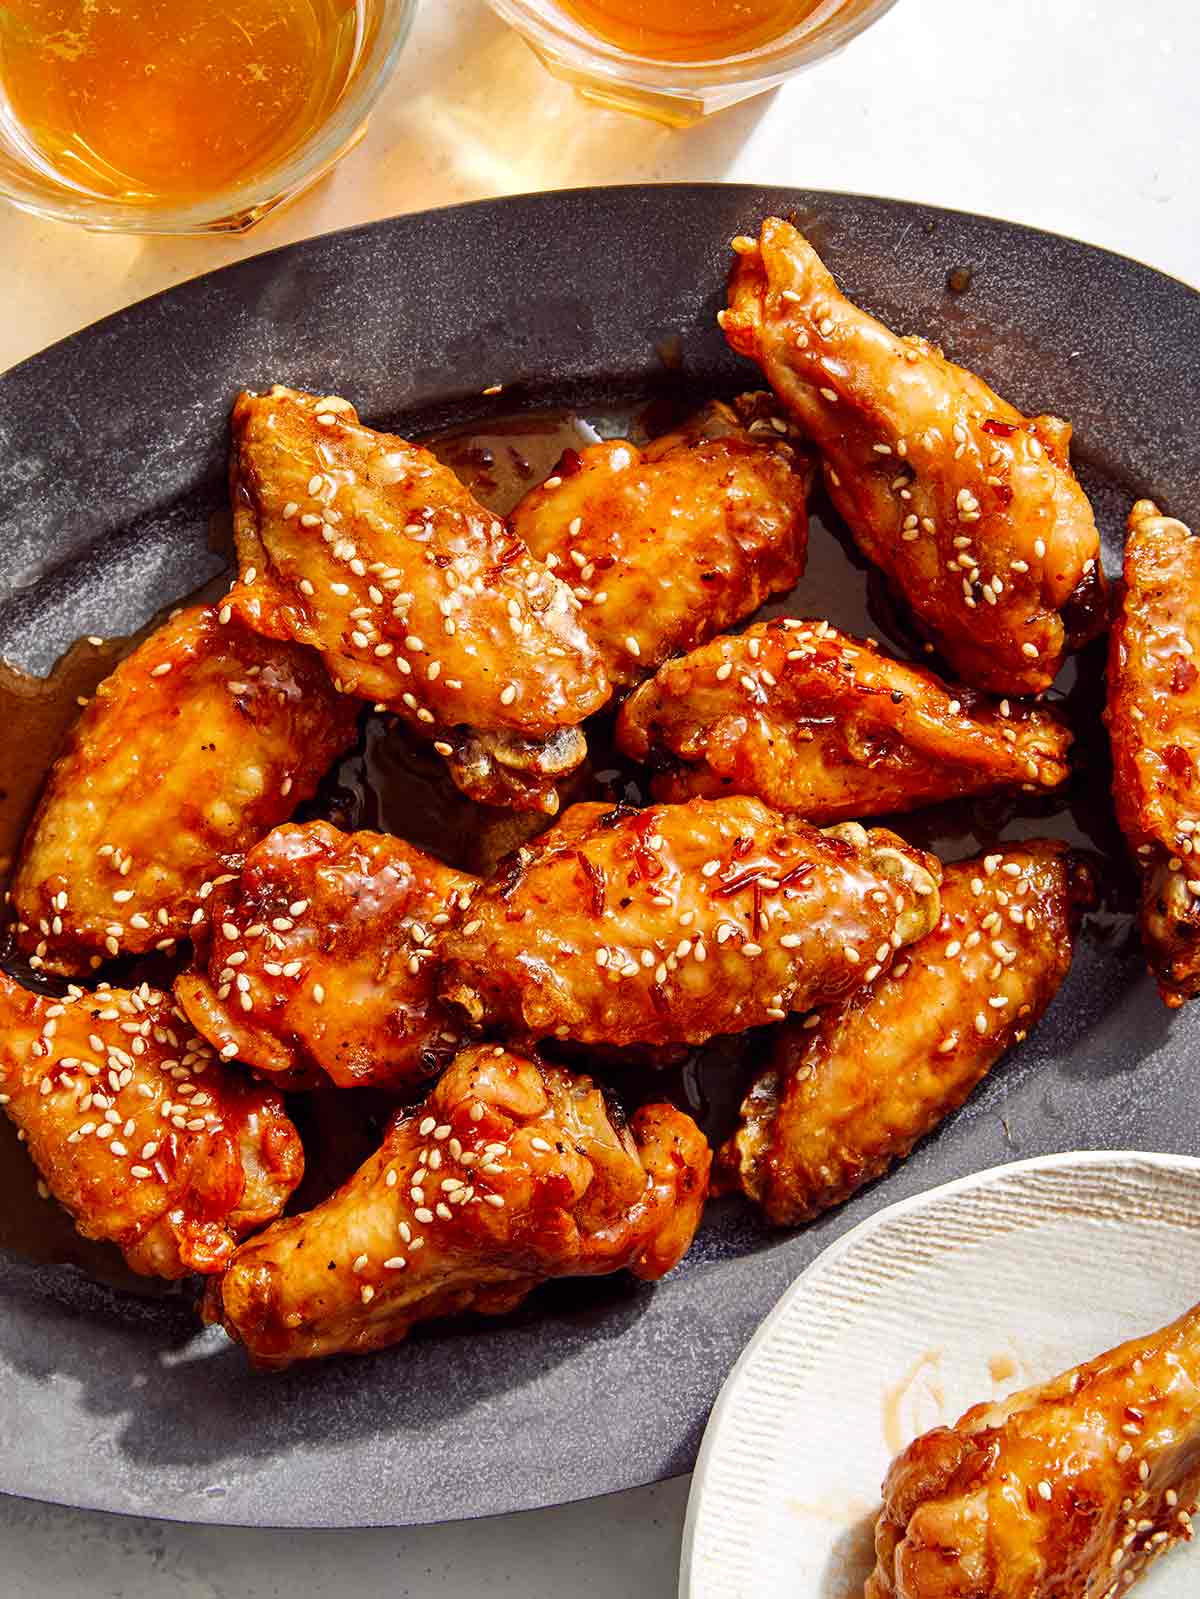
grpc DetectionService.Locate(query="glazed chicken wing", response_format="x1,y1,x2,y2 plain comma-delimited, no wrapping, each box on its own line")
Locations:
0,970,303,1277
228,386,609,813
1105,501,1200,1007
867,1299,1200,1598
176,821,477,1090
437,797,941,1049
7,604,357,978
618,618,1072,821
203,1043,711,1367
721,219,1106,695
720,843,1085,1225
508,401,809,689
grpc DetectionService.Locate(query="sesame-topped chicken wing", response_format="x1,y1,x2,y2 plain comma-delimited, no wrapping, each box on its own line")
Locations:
720,219,1106,695
175,821,478,1091
867,1300,1200,1599
437,797,942,1050
507,401,809,689
618,618,1072,821
1106,501,1200,1007
720,843,1085,1225
7,604,358,978
228,386,610,814
0,971,303,1278
203,1043,711,1367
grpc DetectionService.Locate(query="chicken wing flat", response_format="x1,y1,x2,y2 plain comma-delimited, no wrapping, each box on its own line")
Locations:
867,1299,1200,1599
618,618,1072,821
203,1043,711,1367
1106,501,1200,1007
720,843,1083,1225
8,604,357,978
175,821,477,1090
437,797,942,1049
507,402,809,689
228,386,610,813
720,219,1106,695
0,970,303,1277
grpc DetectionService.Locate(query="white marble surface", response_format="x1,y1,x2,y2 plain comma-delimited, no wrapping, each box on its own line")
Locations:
1,0,1197,1590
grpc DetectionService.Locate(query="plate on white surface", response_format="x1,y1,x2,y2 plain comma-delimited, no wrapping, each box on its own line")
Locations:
681,1150,1200,1599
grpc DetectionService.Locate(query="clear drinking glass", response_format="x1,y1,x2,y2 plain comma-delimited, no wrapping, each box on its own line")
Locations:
0,0,417,235
486,0,901,125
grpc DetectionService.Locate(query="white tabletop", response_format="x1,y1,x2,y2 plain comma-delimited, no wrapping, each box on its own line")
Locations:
2,0,1197,1591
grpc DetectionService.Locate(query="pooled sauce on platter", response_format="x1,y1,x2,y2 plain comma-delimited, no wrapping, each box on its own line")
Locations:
0,402,1137,1294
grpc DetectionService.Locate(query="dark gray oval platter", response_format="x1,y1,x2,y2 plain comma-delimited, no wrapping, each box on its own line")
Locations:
1,184,1198,1529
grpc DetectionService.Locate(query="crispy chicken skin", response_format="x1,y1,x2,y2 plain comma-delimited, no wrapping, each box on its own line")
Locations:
437,797,942,1049
720,843,1083,1225
175,822,478,1090
720,219,1106,695
508,403,809,689
0,970,302,1278
228,386,610,814
618,618,1072,821
203,1044,711,1367
867,1300,1200,1599
1105,501,1200,1007
8,604,358,978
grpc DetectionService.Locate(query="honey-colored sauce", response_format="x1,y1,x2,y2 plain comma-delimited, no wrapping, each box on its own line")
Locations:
0,0,367,205
558,0,833,62
989,1352,1019,1385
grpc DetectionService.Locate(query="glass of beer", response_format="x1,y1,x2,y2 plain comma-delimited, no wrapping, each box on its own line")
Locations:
0,0,416,234
486,0,901,124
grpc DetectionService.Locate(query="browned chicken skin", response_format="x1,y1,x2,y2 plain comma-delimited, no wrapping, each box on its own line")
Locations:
8,604,358,977
437,797,941,1049
618,618,1072,821
0,971,303,1277
228,385,610,813
175,821,478,1090
1105,501,1200,1006
720,843,1084,1224
203,1043,711,1367
868,1300,1200,1598
720,219,1106,695
508,402,809,689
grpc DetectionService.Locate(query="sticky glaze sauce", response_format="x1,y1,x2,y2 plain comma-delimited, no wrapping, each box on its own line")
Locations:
0,404,1135,1293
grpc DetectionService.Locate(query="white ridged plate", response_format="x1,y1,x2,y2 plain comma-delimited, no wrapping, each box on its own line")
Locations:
681,1151,1200,1599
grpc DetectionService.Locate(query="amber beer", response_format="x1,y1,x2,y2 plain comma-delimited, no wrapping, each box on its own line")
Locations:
0,0,366,205
557,0,838,61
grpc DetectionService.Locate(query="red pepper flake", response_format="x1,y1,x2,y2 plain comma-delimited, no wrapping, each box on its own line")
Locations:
752,879,764,939
627,812,664,883
576,851,606,916
732,833,755,860
982,418,1018,437
713,867,765,899
778,861,816,890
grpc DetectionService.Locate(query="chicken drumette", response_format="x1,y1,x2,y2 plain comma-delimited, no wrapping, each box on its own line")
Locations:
176,821,478,1090
720,842,1086,1225
508,401,809,689
203,1043,711,1367
228,386,610,813
7,604,358,977
1106,501,1200,1007
618,618,1072,820
0,971,303,1278
720,219,1106,695
868,1300,1200,1598
437,797,941,1049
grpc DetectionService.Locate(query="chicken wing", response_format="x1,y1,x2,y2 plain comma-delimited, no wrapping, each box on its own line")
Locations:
508,401,809,689
867,1299,1200,1598
202,1043,711,1367
720,842,1084,1224
7,604,357,978
1105,501,1200,1007
175,821,478,1090
228,386,610,813
0,970,303,1277
618,618,1072,820
437,797,942,1049
720,219,1106,695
